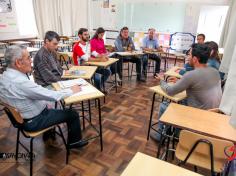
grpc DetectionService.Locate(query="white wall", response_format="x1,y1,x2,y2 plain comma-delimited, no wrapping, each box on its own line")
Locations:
90,0,229,34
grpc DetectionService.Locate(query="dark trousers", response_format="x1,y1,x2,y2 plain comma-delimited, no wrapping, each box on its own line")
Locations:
94,67,111,90
23,108,82,144
143,54,161,74
110,56,142,79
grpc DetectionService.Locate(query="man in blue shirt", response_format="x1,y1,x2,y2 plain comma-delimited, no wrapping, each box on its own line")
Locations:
142,28,162,76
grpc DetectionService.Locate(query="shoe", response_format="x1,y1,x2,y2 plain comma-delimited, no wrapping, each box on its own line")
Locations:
150,131,161,143
42,129,56,142
69,140,88,149
115,73,122,82
137,76,146,82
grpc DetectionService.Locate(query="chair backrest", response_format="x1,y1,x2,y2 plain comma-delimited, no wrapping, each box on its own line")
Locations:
176,130,234,172
1,102,24,128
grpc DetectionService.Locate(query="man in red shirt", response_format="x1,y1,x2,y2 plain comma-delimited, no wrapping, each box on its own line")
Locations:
73,28,111,90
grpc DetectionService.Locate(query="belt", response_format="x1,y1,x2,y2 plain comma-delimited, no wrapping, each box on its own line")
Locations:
23,107,48,123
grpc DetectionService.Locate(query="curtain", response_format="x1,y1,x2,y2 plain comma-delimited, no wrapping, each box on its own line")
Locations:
219,45,236,115
32,0,89,38
219,0,236,48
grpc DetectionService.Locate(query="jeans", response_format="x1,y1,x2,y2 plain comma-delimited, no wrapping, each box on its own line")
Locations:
23,108,82,144
94,68,111,90
111,55,144,79
143,54,161,74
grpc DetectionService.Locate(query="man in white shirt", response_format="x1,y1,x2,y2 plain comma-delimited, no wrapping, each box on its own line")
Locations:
0,45,87,149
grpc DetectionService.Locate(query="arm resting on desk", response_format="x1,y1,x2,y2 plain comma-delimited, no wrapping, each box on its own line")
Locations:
160,73,191,96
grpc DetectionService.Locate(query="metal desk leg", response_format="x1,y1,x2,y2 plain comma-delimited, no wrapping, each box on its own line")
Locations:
97,98,103,151
81,101,85,130
115,61,118,93
147,93,156,140
88,100,92,122
121,56,123,86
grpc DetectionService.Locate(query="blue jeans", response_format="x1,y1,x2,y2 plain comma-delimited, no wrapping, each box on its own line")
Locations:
23,108,82,144
94,68,111,90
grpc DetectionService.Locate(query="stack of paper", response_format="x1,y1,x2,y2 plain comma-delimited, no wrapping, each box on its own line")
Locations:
58,78,87,89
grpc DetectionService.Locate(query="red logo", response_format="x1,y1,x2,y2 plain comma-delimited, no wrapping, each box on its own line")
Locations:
225,145,236,161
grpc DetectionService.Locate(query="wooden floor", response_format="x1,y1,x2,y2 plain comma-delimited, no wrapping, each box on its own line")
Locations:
0,61,210,176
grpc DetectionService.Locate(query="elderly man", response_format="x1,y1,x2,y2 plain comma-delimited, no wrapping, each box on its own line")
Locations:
0,45,88,149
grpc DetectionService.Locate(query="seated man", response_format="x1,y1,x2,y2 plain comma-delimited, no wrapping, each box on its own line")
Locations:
33,31,64,142
73,28,111,90
33,31,63,87
151,43,222,142
0,45,87,149
142,28,162,76
113,26,145,82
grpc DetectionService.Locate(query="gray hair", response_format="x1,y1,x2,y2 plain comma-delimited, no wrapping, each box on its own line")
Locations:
4,45,27,67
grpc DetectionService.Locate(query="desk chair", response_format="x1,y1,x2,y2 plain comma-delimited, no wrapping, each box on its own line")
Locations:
2,102,68,176
176,130,234,176
57,53,71,70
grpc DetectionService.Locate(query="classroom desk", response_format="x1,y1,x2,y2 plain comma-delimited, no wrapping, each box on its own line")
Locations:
58,52,73,69
28,39,44,48
0,53,4,58
164,66,182,80
0,53,5,66
0,42,7,47
116,51,144,57
121,152,202,176
58,43,71,51
143,50,185,71
85,58,119,92
116,51,144,83
62,66,97,80
9,41,31,46
52,80,105,151
160,103,236,143
27,47,39,54
147,85,186,141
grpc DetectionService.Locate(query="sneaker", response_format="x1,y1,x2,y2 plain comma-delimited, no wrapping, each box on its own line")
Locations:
150,131,161,143
69,140,88,149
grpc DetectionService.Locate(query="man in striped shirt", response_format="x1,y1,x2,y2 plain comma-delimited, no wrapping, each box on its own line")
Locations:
33,31,63,87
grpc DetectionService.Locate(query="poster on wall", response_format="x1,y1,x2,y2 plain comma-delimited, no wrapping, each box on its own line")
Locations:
170,32,195,51
0,0,17,33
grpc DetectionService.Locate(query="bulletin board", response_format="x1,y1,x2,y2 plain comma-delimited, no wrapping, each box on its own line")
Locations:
170,32,195,51
0,0,17,33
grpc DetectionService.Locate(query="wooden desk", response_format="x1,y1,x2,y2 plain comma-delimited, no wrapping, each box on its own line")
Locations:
27,47,39,53
85,58,119,92
28,39,44,48
0,53,4,58
160,103,236,143
149,85,186,103
164,66,182,79
85,58,118,68
58,51,73,58
9,41,31,45
121,152,202,176
62,66,97,80
116,51,144,57
52,80,104,105
116,51,144,83
147,85,186,141
52,79,104,151
0,42,7,47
